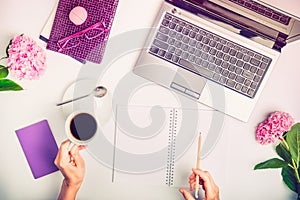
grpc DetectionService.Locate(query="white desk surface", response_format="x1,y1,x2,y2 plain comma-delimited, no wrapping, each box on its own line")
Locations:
1,0,300,199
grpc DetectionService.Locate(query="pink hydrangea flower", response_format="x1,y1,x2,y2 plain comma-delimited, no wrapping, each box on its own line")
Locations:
7,35,46,80
256,111,294,145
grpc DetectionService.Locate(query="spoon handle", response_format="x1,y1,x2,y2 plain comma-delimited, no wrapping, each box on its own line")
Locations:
56,93,90,106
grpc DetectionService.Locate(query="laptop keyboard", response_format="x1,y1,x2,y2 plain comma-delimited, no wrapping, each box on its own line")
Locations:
229,0,291,25
148,13,272,98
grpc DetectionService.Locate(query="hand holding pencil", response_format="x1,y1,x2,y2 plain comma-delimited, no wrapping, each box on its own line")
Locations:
179,134,220,200
195,135,202,198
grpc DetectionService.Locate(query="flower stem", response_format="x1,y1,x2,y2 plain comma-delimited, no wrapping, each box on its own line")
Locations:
292,159,300,183
281,138,290,151
0,56,7,61
281,138,300,183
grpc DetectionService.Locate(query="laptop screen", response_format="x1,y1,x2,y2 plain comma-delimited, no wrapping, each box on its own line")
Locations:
168,0,300,49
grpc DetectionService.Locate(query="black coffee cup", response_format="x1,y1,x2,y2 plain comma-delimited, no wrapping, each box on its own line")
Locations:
65,111,98,145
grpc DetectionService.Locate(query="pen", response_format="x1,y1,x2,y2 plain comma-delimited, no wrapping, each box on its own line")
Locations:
195,134,202,199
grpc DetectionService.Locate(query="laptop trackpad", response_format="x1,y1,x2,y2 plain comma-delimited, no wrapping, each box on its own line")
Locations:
170,68,207,99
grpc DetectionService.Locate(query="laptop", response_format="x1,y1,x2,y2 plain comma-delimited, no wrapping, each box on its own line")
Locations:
133,0,300,122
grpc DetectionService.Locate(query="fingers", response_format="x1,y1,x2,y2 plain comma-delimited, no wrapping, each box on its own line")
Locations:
69,143,85,168
192,168,215,191
55,140,86,168
179,188,195,200
189,168,213,190
191,168,220,200
55,140,71,167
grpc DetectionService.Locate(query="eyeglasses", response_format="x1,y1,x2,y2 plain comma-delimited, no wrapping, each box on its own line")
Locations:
57,21,110,52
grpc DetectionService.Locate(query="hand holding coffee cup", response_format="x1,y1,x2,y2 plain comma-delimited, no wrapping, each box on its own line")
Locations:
65,111,98,145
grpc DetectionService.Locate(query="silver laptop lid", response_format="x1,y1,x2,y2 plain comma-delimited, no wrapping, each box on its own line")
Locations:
166,0,300,50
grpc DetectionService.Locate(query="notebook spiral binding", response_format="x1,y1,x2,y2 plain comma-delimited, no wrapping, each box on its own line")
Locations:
166,108,178,186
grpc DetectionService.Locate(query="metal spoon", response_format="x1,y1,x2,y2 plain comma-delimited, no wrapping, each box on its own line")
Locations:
56,86,107,106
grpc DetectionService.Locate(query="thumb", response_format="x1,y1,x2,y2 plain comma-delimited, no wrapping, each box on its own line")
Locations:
179,188,195,200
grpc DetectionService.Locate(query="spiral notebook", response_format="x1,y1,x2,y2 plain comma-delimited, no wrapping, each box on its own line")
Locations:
89,105,227,187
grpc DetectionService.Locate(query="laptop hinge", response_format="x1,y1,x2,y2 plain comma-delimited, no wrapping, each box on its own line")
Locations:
273,32,288,51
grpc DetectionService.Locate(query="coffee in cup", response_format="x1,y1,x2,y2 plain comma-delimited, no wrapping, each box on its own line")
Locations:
65,111,97,145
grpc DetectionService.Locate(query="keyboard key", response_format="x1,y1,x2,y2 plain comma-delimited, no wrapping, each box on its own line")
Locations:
175,49,182,56
182,36,190,43
189,31,196,38
244,79,251,86
216,43,223,50
162,19,169,26
236,52,243,59
175,25,183,32
172,55,179,62
158,49,166,57
213,73,221,81
188,55,196,62
235,83,242,90
235,67,242,75
220,76,227,84
208,63,216,71
195,49,202,57
250,58,261,66
182,28,190,35
201,53,209,60
157,33,168,42
250,66,257,73
189,39,197,47
165,52,173,60
179,59,214,78
150,46,159,54
159,26,169,34
182,52,189,59
169,30,177,37
243,63,250,70
168,38,175,45
195,58,202,65
195,34,203,41
235,76,245,83
243,55,250,62
253,75,261,82
202,37,210,44
228,72,236,80
174,41,182,48
242,70,254,79
181,44,189,51
226,79,236,87
260,62,268,70
247,89,254,97
169,22,176,29
222,46,230,53
202,61,209,68
222,70,229,77
153,39,169,50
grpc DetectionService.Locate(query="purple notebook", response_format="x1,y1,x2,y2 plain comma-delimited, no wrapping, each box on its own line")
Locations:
16,120,59,179
46,0,119,64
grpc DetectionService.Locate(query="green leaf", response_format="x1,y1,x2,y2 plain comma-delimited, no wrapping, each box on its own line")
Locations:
5,38,12,58
276,142,292,164
282,166,298,193
0,79,23,91
0,65,9,78
254,158,289,170
286,123,300,167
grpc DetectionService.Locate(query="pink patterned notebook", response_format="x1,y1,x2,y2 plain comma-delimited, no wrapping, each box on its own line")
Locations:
46,0,119,64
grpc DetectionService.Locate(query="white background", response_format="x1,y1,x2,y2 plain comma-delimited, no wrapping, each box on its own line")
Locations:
1,0,300,199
